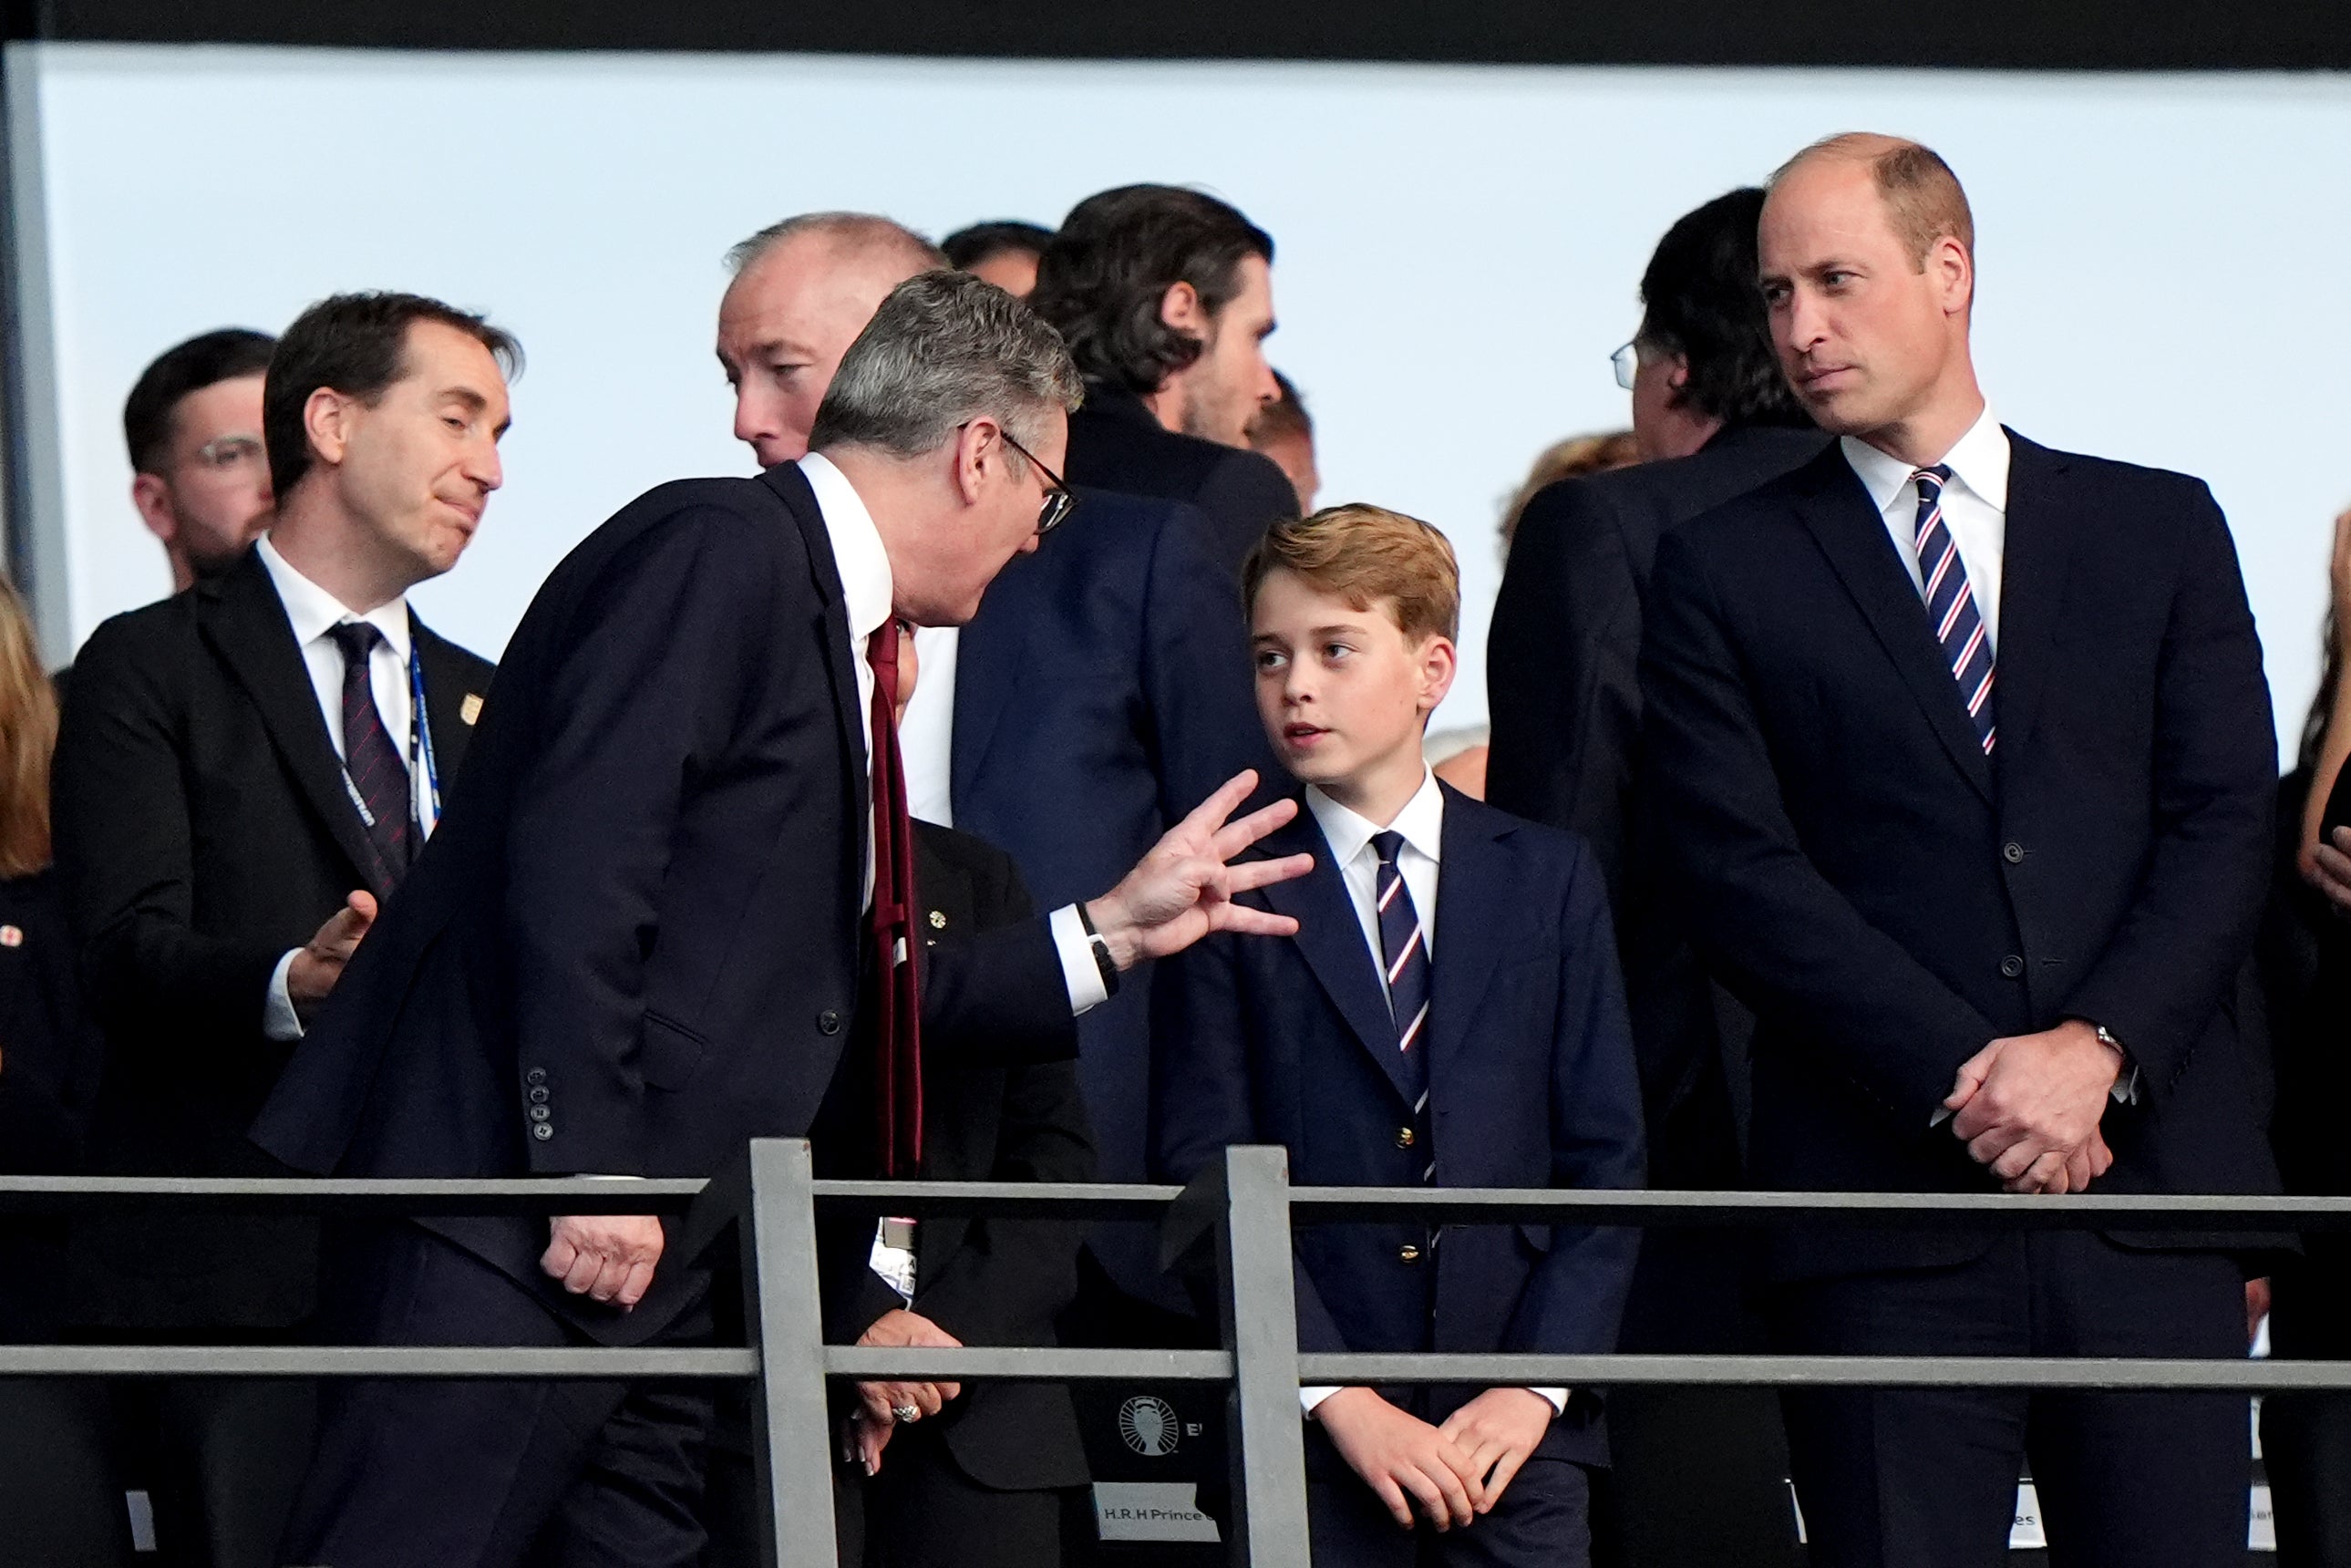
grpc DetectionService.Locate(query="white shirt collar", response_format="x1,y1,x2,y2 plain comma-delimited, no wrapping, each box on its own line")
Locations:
254,532,410,660
798,451,895,647
1305,766,1447,872
1840,402,2011,516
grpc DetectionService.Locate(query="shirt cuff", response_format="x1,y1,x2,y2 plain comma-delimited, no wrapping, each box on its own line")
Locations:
1050,904,1108,1016
263,949,304,1042
1529,1387,1568,1415
1301,1386,1342,1415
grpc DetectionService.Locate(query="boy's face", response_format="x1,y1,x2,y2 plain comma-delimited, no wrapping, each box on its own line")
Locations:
1251,567,1455,793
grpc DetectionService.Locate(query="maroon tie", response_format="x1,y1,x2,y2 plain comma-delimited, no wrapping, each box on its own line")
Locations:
865,624,923,1176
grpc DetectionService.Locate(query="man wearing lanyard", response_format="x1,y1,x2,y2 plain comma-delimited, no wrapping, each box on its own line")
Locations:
50,290,509,1568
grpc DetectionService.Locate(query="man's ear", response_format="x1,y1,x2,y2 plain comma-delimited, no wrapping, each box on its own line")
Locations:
1663,352,1695,408
303,386,356,475
951,418,999,506
1933,235,1975,318
129,472,179,544
1160,279,1207,337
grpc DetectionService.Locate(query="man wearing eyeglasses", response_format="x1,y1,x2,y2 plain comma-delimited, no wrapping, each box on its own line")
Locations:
713,211,1280,1556
1484,187,1824,1568
123,328,280,594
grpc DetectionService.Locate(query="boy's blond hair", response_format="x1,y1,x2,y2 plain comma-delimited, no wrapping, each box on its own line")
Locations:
1242,504,1459,643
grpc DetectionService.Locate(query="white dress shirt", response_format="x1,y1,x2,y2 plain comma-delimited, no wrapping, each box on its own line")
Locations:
1840,403,2010,650
1294,768,1566,1419
899,625,961,827
256,534,438,1042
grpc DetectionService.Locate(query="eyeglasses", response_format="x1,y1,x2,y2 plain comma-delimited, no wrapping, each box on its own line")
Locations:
995,427,1077,536
1610,341,1641,393
191,435,267,473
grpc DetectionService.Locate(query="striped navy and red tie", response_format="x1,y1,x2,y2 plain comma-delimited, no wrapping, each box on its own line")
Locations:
1911,465,1996,755
1370,830,1434,1183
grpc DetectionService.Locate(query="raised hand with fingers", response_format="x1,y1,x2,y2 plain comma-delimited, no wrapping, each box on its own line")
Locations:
286,889,379,1023
1082,770,1314,970
1313,1387,1486,1532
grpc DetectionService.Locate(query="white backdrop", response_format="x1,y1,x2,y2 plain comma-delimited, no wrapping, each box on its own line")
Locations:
14,46,2350,758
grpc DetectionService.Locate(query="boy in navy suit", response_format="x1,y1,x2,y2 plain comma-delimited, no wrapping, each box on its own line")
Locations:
1154,504,1646,1565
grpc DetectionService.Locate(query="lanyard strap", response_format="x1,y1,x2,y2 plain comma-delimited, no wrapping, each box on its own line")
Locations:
407,647,443,837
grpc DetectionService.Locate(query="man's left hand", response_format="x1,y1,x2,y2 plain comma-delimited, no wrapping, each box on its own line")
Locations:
1085,771,1314,968
1944,1020,2122,1193
1436,1387,1555,1512
853,1307,964,1430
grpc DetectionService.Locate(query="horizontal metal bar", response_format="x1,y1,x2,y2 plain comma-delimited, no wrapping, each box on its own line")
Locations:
809,1180,1185,1221
823,1346,1233,1382
1,1175,2344,1230
0,1346,757,1378
0,1176,709,1215
1284,1186,2351,1230
1294,1354,2351,1392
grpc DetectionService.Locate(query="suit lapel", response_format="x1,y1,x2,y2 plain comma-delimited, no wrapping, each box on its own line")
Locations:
762,464,870,887
1987,433,2071,786
1426,789,1510,1084
409,615,486,778
1259,811,1417,1104
947,550,1042,815
1793,451,1995,803
198,550,388,895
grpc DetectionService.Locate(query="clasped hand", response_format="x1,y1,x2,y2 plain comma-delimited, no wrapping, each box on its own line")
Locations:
1315,1386,1553,1532
1944,1019,2121,1194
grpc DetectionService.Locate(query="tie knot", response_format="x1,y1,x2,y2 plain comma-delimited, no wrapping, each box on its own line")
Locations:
1370,830,1406,868
1912,464,1953,501
327,620,384,665
866,622,902,708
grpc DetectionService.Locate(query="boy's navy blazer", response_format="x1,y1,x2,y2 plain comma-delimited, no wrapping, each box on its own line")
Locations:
1153,783,1646,1463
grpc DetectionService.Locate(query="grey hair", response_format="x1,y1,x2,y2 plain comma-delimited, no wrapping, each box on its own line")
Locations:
724,211,946,276
809,271,1084,460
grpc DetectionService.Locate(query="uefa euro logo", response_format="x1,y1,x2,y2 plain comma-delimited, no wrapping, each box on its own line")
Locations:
1118,1395,1181,1457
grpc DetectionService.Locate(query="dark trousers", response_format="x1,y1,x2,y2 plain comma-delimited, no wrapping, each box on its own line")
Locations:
0,1378,136,1567
1305,1456,1592,1568
276,1224,711,1568
2263,1238,2351,1568
1770,1230,2247,1568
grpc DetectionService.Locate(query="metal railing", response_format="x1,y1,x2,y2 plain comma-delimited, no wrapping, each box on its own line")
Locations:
5,1142,2349,1566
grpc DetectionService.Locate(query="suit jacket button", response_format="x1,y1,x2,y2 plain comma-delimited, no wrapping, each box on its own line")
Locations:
528,1087,550,1105
531,1123,553,1141
818,1010,842,1035
2003,841,2026,864
525,1068,547,1086
1398,1244,1422,1264
1396,1127,1416,1149
2000,954,2026,979
528,1105,551,1121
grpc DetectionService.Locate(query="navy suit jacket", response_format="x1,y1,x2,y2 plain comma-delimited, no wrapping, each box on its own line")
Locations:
1152,786,1645,1464
252,464,1073,1340
950,487,1279,1193
1639,433,2281,1282
1063,382,1299,580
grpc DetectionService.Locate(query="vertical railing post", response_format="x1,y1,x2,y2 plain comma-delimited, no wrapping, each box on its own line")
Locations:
1216,1145,1312,1567
737,1139,837,1568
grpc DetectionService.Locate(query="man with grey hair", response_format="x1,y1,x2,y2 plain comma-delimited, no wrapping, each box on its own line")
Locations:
254,271,1312,1568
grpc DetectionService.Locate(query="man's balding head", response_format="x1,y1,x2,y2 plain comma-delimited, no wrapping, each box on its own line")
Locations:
717,212,949,466
1758,133,1984,457
1772,133,1975,271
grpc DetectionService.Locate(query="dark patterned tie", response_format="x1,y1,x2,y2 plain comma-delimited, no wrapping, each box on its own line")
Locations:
1910,465,1997,754
326,621,411,886
1370,830,1434,1181
865,624,923,1177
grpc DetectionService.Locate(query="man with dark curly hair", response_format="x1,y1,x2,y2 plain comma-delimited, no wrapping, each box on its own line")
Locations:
1027,184,1300,574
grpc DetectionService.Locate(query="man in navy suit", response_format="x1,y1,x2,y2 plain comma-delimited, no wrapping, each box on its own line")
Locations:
1157,504,1645,1567
717,212,1278,1357
254,273,1311,1568
1640,135,2279,1568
